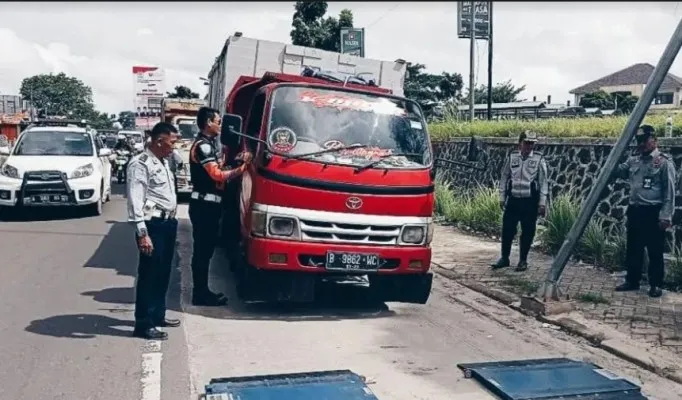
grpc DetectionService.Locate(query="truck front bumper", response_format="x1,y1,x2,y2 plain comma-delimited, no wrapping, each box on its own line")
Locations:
246,237,431,274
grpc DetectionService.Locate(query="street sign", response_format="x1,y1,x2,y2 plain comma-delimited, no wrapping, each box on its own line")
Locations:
340,27,365,57
457,1,490,40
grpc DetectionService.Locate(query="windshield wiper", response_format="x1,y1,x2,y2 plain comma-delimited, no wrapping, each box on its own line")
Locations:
354,152,422,173
282,143,369,161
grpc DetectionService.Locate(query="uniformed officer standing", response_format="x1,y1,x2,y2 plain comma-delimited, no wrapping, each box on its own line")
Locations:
189,107,253,306
613,124,675,298
127,122,180,340
492,131,549,271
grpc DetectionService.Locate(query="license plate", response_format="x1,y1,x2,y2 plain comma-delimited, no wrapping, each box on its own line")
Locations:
31,194,67,203
325,252,380,271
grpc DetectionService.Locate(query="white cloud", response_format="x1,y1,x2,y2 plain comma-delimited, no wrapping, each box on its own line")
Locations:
1,2,681,113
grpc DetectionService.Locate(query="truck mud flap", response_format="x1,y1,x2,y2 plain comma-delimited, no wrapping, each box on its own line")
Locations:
202,369,378,399
238,268,317,303
457,358,647,400
369,272,433,304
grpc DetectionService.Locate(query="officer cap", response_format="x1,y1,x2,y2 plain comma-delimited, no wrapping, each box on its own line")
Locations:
635,124,655,143
519,130,539,143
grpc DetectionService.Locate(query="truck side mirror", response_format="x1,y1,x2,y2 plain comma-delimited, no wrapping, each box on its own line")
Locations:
467,136,483,162
220,113,243,147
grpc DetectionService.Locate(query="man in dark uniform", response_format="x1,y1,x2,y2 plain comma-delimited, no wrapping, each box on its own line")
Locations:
189,107,253,306
613,124,675,298
127,122,180,340
492,130,549,271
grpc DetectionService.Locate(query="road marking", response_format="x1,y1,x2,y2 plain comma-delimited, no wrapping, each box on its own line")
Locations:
141,340,163,400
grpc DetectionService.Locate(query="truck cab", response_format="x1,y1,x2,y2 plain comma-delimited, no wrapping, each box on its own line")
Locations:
219,70,434,304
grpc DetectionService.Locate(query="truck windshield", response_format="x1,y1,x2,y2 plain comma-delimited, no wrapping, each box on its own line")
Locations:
13,131,93,156
267,86,431,169
177,119,199,140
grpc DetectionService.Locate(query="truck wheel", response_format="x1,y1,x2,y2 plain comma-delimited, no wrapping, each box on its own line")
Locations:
369,273,433,304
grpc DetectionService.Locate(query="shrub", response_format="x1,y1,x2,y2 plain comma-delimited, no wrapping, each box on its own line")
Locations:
666,243,682,291
577,217,611,268
433,179,502,236
428,114,682,140
540,193,581,255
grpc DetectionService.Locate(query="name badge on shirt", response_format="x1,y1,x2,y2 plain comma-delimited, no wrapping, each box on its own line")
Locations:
528,160,537,168
643,177,653,189
510,158,520,168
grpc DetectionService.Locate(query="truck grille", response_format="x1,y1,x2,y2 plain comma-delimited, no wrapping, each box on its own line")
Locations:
299,219,401,245
22,170,70,196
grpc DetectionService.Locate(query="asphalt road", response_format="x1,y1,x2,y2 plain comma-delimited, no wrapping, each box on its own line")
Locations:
1,184,681,400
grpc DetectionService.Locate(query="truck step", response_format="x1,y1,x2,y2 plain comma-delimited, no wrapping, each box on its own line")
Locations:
203,369,378,399
458,357,647,399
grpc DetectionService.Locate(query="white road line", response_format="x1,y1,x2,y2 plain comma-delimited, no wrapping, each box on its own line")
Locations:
141,340,163,400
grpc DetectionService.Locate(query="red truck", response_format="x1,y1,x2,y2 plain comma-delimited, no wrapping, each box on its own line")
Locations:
208,34,433,304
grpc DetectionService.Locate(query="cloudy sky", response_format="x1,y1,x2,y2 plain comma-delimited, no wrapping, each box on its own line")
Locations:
1,1,681,114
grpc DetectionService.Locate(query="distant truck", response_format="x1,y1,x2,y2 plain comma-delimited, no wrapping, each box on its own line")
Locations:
205,33,435,305
161,98,206,194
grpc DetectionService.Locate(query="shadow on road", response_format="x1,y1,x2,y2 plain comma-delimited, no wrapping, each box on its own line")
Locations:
0,206,94,222
25,314,134,339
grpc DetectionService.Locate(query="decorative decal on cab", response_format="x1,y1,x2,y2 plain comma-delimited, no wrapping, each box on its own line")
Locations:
268,127,298,153
299,91,406,116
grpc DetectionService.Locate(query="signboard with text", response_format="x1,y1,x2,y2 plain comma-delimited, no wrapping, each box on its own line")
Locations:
457,2,490,39
132,65,166,120
340,27,365,57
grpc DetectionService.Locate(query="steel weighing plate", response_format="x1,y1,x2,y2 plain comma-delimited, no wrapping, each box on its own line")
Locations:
458,357,647,399
203,369,379,399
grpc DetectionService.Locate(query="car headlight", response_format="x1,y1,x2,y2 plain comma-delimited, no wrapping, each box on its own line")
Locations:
401,225,425,244
251,210,267,236
70,163,94,179
269,216,297,237
0,163,20,179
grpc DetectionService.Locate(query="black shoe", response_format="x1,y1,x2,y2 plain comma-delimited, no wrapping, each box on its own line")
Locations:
649,286,663,298
154,318,181,328
132,327,168,340
192,291,228,306
615,282,640,292
491,258,510,269
515,260,528,272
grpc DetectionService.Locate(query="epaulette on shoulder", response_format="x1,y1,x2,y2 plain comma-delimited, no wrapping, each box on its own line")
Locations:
138,153,149,163
533,151,544,158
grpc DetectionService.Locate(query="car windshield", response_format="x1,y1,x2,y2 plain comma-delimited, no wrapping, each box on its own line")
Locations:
267,86,431,169
13,130,93,156
104,136,117,148
177,119,199,139
125,134,143,143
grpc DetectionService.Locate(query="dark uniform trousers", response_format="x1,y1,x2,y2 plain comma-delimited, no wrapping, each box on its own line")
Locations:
188,199,223,294
501,194,540,261
625,205,665,288
134,217,178,329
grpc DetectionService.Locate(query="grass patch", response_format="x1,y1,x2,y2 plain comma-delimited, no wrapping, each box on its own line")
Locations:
501,276,540,295
434,178,502,236
428,114,682,140
665,243,682,291
539,193,581,255
575,292,611,305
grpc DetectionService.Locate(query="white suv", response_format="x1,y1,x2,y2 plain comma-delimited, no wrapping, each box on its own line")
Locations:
0,120,113,216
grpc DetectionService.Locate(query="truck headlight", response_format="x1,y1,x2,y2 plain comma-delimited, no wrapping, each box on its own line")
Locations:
269,216,297,237
0,164,20,179
251,210,267,236
70,163,94,179
401,225,425,244
426,222,434,244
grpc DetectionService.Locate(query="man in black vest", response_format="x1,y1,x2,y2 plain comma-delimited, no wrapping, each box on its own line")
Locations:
189,107,252,306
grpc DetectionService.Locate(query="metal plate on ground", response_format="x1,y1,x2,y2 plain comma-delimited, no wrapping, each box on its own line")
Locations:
457,358,647,400
203,370,379,399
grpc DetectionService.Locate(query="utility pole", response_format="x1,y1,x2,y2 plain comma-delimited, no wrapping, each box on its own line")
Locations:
537,17,682,301
468,2,476,121
486,1,493,120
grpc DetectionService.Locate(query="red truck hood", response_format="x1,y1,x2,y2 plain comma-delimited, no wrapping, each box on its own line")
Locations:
250,159,434,217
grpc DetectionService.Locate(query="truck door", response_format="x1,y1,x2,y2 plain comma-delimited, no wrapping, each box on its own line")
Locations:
239,92,267,235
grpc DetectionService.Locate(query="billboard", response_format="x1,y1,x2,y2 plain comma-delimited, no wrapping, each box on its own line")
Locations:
457,2,490,39
132,65,165,130
340,27,365,57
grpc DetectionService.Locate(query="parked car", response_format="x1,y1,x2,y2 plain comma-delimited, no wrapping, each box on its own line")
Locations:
0,120,113,216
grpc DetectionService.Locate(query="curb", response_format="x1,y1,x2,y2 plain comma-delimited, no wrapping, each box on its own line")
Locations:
432,264,682,386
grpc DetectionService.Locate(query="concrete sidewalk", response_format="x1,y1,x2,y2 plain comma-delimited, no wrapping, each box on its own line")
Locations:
431,224,682,356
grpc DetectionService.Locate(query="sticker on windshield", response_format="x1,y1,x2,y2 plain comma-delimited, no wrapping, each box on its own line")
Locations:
322,140,345,150
410,120,423,130
268,127,297,153
299,91,405,116
338,146,392,160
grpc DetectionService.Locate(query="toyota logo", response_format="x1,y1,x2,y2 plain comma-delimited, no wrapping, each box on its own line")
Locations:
345,196,363,210
41,173,51,181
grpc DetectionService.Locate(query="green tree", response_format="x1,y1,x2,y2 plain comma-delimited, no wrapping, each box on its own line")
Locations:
166,85,200,99
290,1,353,52
464,80,527,104
404,63,464,118
579,90,638,114
118,111,136,130
20,73,96,118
